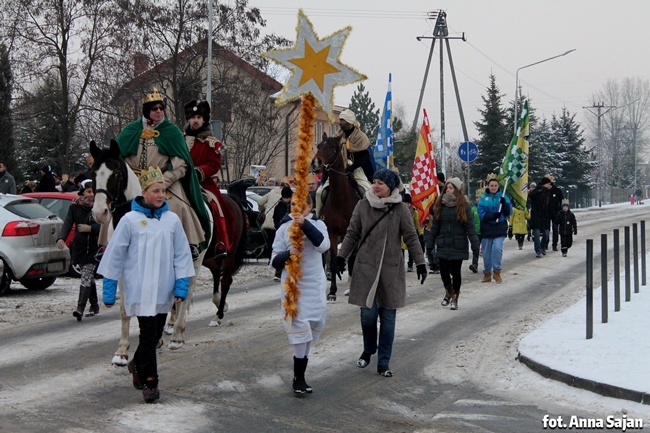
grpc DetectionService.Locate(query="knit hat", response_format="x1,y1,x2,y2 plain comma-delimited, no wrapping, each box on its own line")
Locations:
540,177,552,186
184,99,210,122
446,177,464,193
437,172,446,184
373,168,400,191
281,186,293,199
139,166,164,191
78,179,93,195
40,165,51,173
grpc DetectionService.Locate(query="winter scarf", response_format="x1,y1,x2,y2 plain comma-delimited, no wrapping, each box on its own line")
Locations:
442,193,458,208
73,195,95,209
365,186,403,210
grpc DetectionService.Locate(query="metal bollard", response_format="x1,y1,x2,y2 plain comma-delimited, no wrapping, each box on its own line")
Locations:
586,239,593,340
625,226,631,302
601,234,608,323
613,229,621,312
642,220,647,286
633,223,640,294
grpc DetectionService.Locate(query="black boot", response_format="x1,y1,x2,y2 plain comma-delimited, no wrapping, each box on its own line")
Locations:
87,281,99,316
292,356,308,396
73,285,92,321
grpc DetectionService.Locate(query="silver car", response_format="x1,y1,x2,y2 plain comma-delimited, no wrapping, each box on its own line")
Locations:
0,194,71,295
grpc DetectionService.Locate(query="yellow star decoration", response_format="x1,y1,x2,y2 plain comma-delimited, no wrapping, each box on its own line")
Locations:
263,9,367,121
288,42,341,90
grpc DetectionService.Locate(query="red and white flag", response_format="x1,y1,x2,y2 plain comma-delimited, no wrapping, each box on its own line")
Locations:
410,109,438,225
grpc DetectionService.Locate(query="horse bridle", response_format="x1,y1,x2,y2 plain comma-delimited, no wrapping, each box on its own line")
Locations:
94,161,125,213
318,143,348,176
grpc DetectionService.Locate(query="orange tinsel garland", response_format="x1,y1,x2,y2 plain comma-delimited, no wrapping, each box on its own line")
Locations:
283,93,316,321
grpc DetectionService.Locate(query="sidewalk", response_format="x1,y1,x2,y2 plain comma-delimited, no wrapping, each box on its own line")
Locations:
518,256,650,405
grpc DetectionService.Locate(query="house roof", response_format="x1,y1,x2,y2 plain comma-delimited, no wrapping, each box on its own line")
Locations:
110,38,283,106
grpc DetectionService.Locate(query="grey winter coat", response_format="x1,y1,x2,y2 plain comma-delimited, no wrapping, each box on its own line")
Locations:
339,190,425,309
429,202,480,261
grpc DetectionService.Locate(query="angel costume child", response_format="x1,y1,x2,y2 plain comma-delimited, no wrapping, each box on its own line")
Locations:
98,167,195,403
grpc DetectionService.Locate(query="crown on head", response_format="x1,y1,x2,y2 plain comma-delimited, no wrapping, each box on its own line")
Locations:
561,198,570,205
485,172,498,183
139,166,164,191
142,87,164,105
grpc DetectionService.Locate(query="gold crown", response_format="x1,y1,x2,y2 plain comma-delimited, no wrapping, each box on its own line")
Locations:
142,87,164,105
485,172,498,183
139,166,164,191
561,198,570,205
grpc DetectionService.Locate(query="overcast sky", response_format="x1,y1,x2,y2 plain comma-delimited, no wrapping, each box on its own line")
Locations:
244,0,649,148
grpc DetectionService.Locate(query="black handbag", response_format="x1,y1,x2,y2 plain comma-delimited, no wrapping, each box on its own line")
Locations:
347,205,393,275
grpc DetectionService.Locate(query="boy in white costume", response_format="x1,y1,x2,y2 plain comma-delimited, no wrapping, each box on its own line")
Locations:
98,166,195,403
271,195,330,396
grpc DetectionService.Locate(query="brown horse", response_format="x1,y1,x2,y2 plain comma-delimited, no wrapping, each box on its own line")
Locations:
90,140,245,365
311,134,362,301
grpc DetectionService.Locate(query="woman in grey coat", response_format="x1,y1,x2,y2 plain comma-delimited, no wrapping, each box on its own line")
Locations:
337,169,427,377
428,178,480,310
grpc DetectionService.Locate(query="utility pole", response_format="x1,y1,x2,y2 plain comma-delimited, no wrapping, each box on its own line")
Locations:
413,11,467,177
584,102,615,207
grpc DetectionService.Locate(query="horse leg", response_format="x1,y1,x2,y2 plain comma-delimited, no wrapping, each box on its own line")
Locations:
112,285,131,366
209,261,225,327
168,251,203,349
164,302,177,335
327,233,339,303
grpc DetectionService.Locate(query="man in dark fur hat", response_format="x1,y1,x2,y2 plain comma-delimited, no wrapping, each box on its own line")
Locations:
184,99,229,259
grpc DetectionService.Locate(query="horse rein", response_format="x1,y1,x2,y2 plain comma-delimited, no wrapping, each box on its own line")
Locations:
94,161,125,213
319,144,348,176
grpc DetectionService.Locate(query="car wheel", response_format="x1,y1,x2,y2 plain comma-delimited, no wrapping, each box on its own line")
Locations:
0,260,11,296
20,276,57,291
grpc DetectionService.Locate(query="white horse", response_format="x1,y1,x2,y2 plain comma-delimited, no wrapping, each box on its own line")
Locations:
90,140,211,365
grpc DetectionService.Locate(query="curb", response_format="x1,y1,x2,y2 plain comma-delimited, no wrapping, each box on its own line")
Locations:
517,352,650,405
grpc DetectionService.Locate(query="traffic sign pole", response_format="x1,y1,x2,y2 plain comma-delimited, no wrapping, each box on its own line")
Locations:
458,141,478,197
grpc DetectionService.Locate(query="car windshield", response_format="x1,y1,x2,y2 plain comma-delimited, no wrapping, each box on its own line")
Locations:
4,201,56,219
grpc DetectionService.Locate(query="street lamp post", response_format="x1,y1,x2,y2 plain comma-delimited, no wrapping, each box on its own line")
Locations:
514,49,576,134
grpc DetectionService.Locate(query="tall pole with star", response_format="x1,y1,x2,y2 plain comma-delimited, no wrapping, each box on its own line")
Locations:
263,10,366,325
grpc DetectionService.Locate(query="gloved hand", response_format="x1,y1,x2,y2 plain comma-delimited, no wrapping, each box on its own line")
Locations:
56,239,66,250
416,264,427,284
500,196,507,205
507,226,513,239
194,168,204,182
77,224,92,233
574,229,577,235
335,256,347,280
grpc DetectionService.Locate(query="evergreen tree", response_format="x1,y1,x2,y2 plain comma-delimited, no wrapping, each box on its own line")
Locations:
528,117,565,183
473,74,511,182
552,108,595,202
0,43,16,178
348,83,380,144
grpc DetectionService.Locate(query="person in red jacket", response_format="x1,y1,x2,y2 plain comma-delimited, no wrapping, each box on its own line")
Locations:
184,99,230,259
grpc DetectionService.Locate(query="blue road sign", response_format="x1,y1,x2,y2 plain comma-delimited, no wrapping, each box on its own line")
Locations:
458,141,479,163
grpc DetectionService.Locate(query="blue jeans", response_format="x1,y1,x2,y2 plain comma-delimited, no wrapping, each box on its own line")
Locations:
481,237,505,273
533,228,550,255
360,299,396,367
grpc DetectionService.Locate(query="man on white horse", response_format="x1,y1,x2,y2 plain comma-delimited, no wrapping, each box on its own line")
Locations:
116,88,210,259
316,109,374,216
184,99,230,260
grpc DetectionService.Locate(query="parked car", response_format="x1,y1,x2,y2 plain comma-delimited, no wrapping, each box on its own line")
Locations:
0,194,71,295
23,192,80,276
247,186,274,197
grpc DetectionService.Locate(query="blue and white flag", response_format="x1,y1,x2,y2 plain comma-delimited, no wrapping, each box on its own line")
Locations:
374,74,393,169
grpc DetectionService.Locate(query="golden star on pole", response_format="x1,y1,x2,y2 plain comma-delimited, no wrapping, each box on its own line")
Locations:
263,9,367,121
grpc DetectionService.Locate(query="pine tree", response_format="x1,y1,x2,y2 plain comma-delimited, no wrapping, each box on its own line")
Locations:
528,117,566,183
552,108,595,202
473,74,511,182
348,83,380,143
0,43,17,178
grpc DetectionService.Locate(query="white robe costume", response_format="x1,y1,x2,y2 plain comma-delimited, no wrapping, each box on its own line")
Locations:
98,200,195,317
272,214,330,344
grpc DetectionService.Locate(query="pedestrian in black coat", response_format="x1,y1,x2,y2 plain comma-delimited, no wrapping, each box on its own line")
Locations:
56,180,101,320
36,165,57,192
528,178,552,257
544,175,564,251
273,186,293,230
556,201,577,257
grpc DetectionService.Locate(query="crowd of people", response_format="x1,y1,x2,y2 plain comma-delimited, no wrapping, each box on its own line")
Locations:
3,95,593,403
